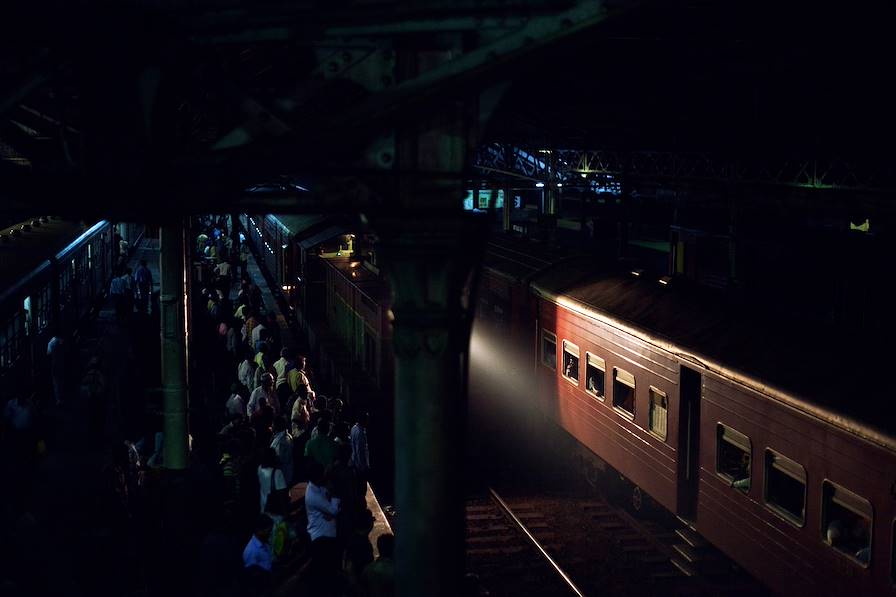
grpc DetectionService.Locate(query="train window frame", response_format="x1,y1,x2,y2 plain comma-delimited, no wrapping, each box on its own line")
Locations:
541,330,557,371
561,340,579,385
648,386,668,441
820,479,873,568
612,367,635,419
716,423,752,493
763,448,807,528
584,352,605,400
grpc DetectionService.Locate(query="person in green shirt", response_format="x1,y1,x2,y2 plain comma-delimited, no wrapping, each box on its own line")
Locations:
363,533,395,597
304,419,337,469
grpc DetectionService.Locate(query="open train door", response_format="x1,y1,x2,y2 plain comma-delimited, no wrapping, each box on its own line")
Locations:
677,365,701,520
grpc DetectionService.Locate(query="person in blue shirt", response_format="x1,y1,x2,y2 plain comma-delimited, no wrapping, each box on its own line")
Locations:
243,514,274,576
134,260,153,315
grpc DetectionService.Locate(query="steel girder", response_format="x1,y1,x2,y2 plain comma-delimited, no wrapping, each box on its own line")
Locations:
473,143,896,194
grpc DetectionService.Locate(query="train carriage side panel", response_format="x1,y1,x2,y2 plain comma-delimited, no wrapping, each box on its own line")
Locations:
697,372,896,596
535,295,681,513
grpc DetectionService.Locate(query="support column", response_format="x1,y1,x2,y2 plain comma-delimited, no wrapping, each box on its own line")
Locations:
159,221,189,470
502,187,512,232
378,213,485,597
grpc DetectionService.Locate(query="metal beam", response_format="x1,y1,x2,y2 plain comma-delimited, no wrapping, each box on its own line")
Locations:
474,143,896,195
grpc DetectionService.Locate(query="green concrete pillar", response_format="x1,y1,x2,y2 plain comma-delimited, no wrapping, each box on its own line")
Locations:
379,212,485,597
159,221,189,470
503,187,512,232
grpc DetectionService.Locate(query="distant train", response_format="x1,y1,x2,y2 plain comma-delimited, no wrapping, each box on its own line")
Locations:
476,234,896,597
0,218,141,398
240,213,389,401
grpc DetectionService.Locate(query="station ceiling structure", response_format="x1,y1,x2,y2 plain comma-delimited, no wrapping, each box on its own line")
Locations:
1,0,894,221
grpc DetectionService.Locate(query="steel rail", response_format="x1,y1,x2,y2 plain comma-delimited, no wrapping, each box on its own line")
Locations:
487,488,586,597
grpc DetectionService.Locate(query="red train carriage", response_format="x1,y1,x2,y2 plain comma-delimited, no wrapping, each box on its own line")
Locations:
476,233,896,596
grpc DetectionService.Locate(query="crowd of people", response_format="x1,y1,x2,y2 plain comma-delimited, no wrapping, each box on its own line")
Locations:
191,215,392,597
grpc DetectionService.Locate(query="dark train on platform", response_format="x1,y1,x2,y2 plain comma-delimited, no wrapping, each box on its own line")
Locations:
0,218,141,397
477,234,896,597
242,212,895,595
240,213,390,403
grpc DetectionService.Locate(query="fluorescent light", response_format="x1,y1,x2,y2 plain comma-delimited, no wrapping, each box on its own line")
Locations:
630,269,643,277
659,276,672,286
535,182,545,188
556,183,563,187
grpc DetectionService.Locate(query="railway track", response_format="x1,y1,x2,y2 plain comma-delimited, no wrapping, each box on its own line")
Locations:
466,489,583,596
467,489,768,597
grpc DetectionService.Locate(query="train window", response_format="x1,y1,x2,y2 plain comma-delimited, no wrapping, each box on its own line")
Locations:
542,330,557,370
716,424,751,492
648,387,667,440
763,449,806,526
585,353,605,399
612,368,635,417
562,340,579,384
821,480,872,567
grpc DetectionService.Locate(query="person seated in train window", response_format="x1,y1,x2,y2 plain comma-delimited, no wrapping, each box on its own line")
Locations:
586,372,602,396
730,452,751,491
564,354,578,380
826,519,845,548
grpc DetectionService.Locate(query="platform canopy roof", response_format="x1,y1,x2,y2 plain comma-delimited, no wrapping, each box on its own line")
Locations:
0,0,893,220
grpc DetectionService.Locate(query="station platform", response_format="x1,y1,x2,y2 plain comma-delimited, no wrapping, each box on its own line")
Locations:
2,228,392,597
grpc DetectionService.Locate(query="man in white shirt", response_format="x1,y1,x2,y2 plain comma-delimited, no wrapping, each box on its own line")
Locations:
305,463,341,590
270,417,294,486
247,374,278,417
250,320,267,351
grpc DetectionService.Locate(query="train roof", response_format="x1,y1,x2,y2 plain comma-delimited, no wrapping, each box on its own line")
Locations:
0,218,92,292
270,214,329,238
487,238,894,448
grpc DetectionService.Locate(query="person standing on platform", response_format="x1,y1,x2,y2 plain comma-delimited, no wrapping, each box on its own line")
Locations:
214,259,231,292
248,374,278,417
122,267,135,317
269,416,294,487
273,348,293,406
238,242,250,282
47,335,66,405
243,310,260,346
225,384,246,419
238,348,258,392
288,355,312,399
134,259,153,315
305,419,337,469
118,237,129,273
242,514,274,595
250,317,267,353
350,412,370,481
257,448,287,515
305,463,342,594
109,272,127,322
363,533,395,597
